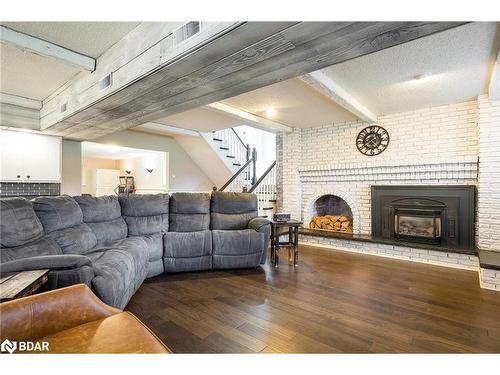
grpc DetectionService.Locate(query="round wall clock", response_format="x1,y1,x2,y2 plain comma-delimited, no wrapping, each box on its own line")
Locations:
356,125,390,156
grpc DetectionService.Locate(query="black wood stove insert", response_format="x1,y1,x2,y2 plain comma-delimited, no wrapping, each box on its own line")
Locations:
371,186,476,254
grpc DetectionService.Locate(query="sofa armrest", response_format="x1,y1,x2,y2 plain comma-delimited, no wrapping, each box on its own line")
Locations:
1,254,95,292
0,284,121,342
247,217,270,231
248,217,271,264
0,254,91,273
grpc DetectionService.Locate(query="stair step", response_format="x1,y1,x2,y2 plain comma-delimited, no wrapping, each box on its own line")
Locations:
269,199,277,203
220,146,229,150
262,207,274,210
213,138,223,142
226,155,236,159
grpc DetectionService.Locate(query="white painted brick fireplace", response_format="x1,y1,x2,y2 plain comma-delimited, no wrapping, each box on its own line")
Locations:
276,95,500,290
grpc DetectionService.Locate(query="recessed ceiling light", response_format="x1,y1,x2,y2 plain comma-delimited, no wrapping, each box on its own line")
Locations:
265,107,277,118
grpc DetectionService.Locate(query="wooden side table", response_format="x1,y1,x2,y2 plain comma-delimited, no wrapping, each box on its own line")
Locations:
0,269,49,302
270,220,303,267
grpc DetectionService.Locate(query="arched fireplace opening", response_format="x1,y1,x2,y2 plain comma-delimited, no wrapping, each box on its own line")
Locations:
309,194,353,233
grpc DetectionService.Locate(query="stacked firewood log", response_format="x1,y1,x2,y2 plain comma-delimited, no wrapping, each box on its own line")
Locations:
310,215,353,233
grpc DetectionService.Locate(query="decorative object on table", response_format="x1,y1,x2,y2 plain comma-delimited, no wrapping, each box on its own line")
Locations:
270,219,303,267
0,269,49,302
356,125,390,156
273,213,291,222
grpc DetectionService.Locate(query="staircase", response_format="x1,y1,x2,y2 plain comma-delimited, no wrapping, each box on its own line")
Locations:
248,161,277,219
175,125,277,218
218,148,277,219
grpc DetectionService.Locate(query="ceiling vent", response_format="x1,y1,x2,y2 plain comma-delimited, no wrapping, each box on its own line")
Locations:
173,22,201,46
99,73,113,91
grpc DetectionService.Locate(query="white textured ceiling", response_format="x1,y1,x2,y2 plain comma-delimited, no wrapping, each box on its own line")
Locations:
319,22,500,116
1,22,140,58
154,107,247,132
0,41,82,100
82,141,161,160
0,22,140,101
222,78,358,127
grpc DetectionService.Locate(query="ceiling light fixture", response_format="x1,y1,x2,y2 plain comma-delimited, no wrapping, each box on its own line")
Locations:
265,107,277,118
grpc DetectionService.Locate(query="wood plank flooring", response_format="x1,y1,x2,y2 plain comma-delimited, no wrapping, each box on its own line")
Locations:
126,245,500,353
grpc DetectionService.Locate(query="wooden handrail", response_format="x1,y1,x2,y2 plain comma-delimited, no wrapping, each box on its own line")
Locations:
231,128,248,152
248,160,276,193
218,157,254,191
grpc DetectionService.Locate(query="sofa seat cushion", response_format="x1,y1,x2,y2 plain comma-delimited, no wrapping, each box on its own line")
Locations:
0,198,44,248
169,193,210,232
35,312,171,353
164,230,211,258
0,236,62,263
32,196,83,233
212,229,264,269
163,230,212,272
88,238,148,309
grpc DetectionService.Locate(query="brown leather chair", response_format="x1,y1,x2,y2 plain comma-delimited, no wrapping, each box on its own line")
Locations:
0,284,172,354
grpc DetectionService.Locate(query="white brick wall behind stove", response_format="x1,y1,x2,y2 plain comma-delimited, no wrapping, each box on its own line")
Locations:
300,100,478,166
477,95,500,252
277,100,480,235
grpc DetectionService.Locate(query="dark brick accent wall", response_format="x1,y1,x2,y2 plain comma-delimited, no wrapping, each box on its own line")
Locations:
0,182,61,198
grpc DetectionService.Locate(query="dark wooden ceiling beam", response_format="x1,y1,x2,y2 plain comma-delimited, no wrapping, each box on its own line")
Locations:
42,22,468,140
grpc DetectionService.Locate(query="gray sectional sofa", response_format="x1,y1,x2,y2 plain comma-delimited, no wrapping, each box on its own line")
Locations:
0,192,270,309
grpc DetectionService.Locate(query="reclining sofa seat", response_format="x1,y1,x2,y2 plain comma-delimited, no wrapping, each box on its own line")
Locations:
0,197,94,289
211,191,270,268
118,194,169,277
73,195,149,309
164,192,212,272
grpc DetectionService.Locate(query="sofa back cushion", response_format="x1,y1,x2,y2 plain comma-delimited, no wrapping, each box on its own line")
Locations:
169,193,210,232
119,194,169,236
32,196,97,254
210,192,258,230
74,195,127,245
0,198,44,248
32,196,83,233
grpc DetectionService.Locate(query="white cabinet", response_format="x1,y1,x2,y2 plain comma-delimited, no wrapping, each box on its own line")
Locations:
0,130,61,182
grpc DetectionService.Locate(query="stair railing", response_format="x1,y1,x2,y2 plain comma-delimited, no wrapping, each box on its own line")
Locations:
218,148,257,192
212,128,250,166
248,161,276,215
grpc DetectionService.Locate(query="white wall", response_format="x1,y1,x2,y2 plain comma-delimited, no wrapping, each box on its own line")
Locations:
61,140,82,196
92,129,214,192
81,157,120,195
477,95,500,253
117,152,168,194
